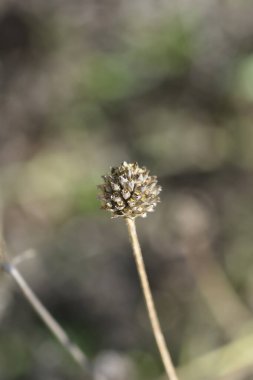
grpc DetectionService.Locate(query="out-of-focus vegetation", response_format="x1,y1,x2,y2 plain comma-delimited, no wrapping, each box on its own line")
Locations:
1,1,253,379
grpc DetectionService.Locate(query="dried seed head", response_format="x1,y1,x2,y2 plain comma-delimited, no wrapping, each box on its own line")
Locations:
98,162,162,218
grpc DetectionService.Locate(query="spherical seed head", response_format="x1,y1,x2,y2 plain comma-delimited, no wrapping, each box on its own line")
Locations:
98,162,162,218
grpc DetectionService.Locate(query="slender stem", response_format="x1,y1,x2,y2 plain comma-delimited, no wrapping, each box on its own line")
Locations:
125,217,179,380
1,261,91,376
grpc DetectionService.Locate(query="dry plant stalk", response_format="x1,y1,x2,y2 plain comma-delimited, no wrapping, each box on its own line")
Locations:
126,217,179,380
99,161,179,380
174,197,251,339
0,240,90,375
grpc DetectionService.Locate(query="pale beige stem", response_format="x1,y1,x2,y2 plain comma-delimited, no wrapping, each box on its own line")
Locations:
125,217,179,380
1,262,90,373
0,206,91,376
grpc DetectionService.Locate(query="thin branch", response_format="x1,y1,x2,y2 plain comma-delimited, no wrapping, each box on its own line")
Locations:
182,242,251,337
12,249,37,266
0,243,92,377
125,217,179,380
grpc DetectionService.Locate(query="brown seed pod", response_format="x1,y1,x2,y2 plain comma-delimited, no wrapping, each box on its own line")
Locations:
98,162,162,218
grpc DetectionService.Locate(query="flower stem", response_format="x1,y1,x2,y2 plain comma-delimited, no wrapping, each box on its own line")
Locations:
125,217,179,380
0,243,91,377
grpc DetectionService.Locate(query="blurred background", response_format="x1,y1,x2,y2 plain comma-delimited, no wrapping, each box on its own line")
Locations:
1,1,253,379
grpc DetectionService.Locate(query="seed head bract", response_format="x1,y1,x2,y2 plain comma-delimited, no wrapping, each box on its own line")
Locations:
98,162,162,218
